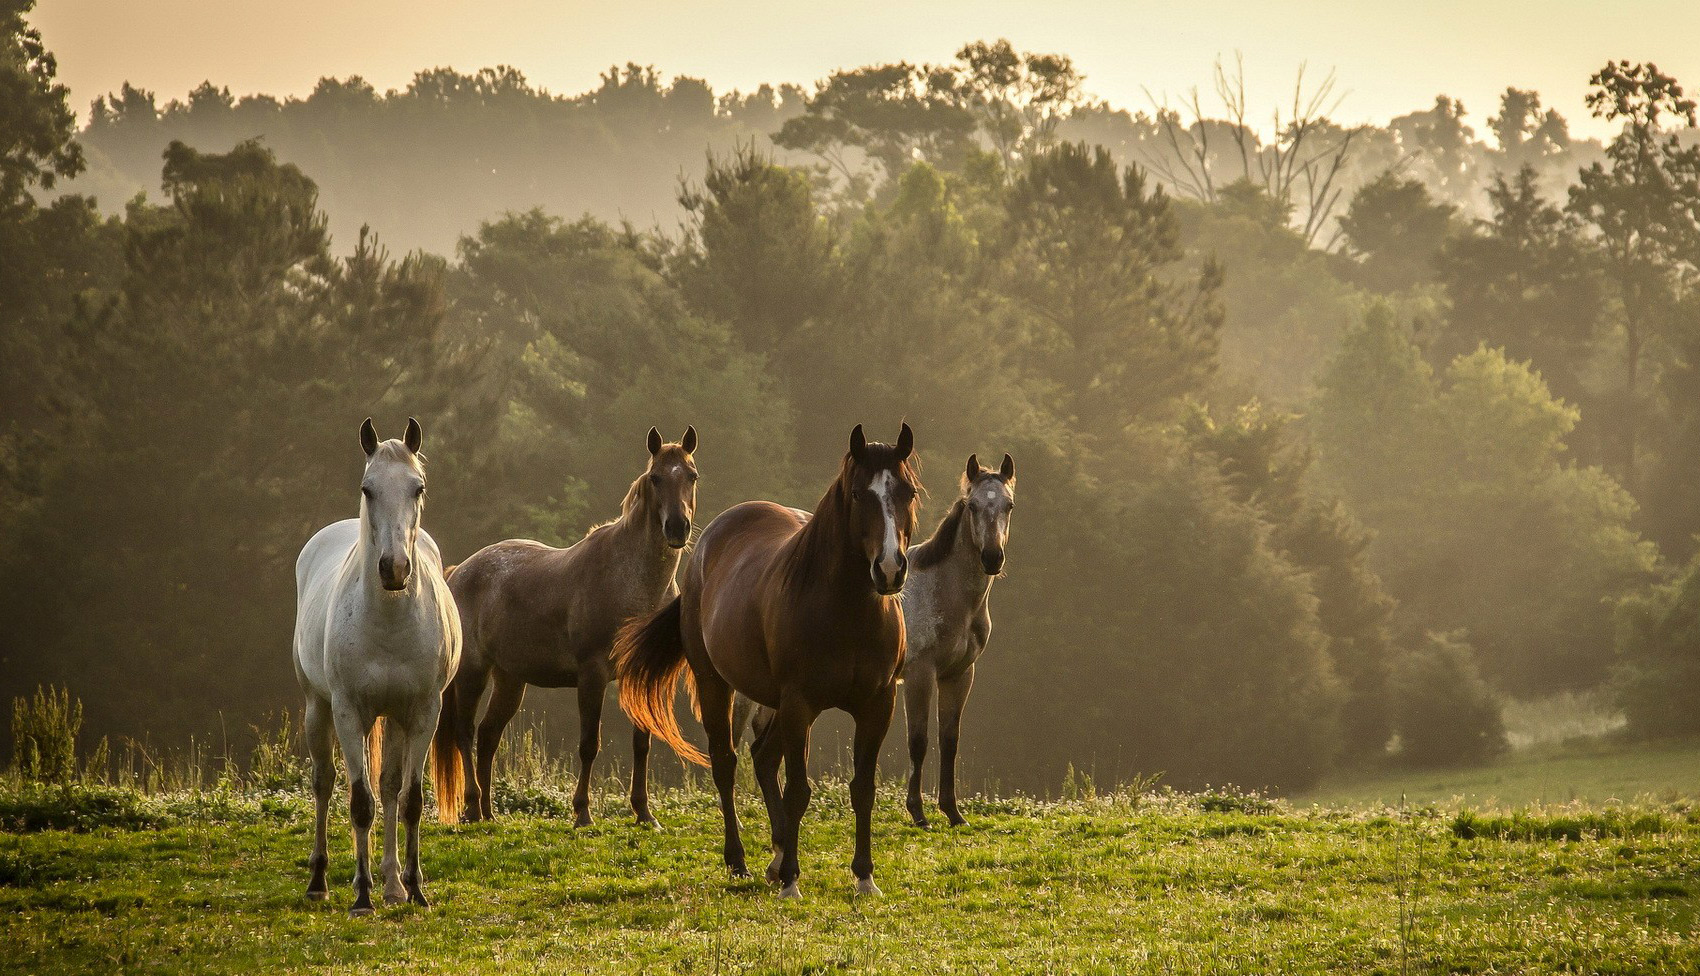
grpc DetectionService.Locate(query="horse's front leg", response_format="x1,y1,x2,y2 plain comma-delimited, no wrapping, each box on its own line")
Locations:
304,695,335,901
902,668,937,828
937,664,975,828
850,684,896,896
399,707,439,907
775,696,818,899
330,702,377,917
378,724,407,905
573,678,606,827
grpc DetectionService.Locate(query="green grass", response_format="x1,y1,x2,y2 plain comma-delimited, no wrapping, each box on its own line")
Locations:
5,778,1700,974
1297,738,1700,809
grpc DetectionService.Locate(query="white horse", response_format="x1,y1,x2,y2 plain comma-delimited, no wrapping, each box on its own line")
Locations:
293,417,461,916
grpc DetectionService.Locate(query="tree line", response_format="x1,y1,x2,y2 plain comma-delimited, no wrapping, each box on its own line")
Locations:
5,4,1700,790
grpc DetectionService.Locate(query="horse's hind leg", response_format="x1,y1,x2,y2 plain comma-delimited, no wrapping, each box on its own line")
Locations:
331,701,377,917
448,665,488,822
474,669,526,821
630,725,656,826
304,695,334,901
379,725,407,905
902,669,937,828
850,685,897,896
936,665,975,827
695,669,748,879
749,707,786,884
572,677,605,827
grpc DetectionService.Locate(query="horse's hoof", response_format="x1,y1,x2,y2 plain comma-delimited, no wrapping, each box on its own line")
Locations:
348,904,374,919
383,890,407,907
407,888,430,908
855,877,882,897
946,815,968,828
765,855,784,886
305,889,329,902
573,812,593,828
728,864,751,880
779,881,802,900
634,811,659,828
909,814,930,829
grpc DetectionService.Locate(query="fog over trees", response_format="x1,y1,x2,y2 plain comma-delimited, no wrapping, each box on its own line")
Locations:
6,5,1700,792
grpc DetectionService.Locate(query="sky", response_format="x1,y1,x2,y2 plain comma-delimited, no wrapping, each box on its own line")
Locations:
34,0,1700,141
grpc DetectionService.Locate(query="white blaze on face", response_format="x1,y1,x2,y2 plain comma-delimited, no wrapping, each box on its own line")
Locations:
870,470,903,580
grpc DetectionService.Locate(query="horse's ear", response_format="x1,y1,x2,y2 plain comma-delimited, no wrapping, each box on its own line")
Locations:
850,424,868,464
895,423,914,462
965,453,980,482
681,425,697,455
647,426,663,456
404,417,422,454
1000,452,1015,480
360,418,378,458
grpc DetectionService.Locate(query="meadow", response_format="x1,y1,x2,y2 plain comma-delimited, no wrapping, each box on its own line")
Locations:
4,762,1699,975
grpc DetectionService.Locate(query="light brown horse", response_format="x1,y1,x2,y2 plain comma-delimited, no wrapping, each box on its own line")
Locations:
431,427,697,825
617,424,919,899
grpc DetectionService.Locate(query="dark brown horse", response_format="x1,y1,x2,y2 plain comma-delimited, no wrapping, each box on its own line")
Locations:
431,427,697,825
616,424,920,899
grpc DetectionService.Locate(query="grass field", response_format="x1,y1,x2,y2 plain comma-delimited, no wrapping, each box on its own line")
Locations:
4,772,1700,975
1297,738,1700,809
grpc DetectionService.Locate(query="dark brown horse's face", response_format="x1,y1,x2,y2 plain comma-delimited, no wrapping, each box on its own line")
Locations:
848,423,919,595
646,426,698,549
962,452,1016,576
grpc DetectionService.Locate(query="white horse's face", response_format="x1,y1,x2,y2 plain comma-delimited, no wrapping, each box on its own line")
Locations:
359,419,427,592
963,454,1016,577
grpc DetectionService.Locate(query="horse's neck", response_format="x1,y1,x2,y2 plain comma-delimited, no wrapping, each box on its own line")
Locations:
601,501,682,592
786,492,873,596
938,513,994,607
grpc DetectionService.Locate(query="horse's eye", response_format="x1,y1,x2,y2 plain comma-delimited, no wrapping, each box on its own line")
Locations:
416,485,427,498
649,474,662,486
687,471,699,483
361,486,373,499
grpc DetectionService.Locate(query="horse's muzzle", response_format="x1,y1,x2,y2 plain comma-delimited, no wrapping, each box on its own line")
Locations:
981,549,1005,576
663,517,691,550
873,552,908,595
378,553,411,591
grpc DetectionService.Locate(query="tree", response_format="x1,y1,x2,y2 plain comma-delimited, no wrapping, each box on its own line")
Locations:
1391,632,1507,766
773,62,977,195
1002,142,1223,434
0,141,454,735
675,146,839,356
1138,56,1365,245
0,0,81,206
942,40,1082,174
1338,171,1457,292
1615,550,1700,738
1312,306,1658,695
1438,168,1602,386
1184,400,1398,761
1566,62,1700,490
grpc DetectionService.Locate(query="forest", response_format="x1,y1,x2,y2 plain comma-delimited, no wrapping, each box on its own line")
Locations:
5,1,1700,794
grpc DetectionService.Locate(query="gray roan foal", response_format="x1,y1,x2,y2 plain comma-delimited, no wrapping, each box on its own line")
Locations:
293,418,462,916
433,427,697,826
899,452,1014,827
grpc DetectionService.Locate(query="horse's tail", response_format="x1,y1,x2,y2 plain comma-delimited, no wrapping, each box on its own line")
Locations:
614,596,706,767
429,681,465,824
366,718,384,790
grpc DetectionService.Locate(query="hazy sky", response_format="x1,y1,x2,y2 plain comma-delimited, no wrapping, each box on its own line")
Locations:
35,1,1700,141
